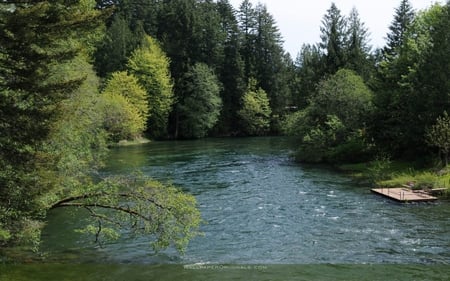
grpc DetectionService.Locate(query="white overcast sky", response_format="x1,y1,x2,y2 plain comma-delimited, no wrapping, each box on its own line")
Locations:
228,0,443,57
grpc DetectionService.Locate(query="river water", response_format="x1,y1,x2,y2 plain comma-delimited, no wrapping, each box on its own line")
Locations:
5,137,449,280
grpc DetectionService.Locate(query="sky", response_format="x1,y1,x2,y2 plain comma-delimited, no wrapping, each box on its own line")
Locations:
228,0,443,57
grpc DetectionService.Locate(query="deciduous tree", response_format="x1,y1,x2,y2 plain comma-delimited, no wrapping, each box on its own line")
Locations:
238,78,272,136
128,35,174,139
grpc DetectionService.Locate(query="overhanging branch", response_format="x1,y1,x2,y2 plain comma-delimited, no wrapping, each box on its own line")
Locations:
53,202,151,223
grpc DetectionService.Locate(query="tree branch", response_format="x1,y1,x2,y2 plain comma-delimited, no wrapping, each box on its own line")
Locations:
50,191,168,211
54,202,152,223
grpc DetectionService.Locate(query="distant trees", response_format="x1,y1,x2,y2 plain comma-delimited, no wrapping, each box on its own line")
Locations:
288,0,450,164
285,69,373,163
177,63,222,139
94,15,143,77
293,3,373,114
238,78,272,136
128,35,174,139
372,1,449,158
102,71,149,123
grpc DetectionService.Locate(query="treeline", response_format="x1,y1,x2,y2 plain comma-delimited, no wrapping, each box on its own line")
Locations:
284,0,450,164
93,0,450,165
94,0,291,138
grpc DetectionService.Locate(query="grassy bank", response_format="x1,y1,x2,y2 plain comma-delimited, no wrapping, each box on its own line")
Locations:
339,160,450,198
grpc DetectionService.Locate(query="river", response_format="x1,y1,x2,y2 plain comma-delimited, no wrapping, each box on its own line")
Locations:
3,137,450,280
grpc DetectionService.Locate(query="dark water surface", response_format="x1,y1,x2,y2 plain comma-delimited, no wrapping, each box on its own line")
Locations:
4,137,449,280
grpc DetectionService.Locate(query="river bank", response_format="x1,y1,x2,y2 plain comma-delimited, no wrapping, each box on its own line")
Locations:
338,160,450,199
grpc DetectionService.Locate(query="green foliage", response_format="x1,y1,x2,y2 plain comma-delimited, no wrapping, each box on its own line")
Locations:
366,154,393,183
94,15,143,77
312,69,373,128
319,3,347,74
238,78,272,136
51,176,202,253
286,69,374,163
214,0,246,136
1,1,201,256
282,109,310,137
128,35,174,138
177,63,222,139
372,2,447,157
0,0,107,248
41,54,107,199
426,112,450,166
98,92,145,142
384,0,415,59
102,71,149,132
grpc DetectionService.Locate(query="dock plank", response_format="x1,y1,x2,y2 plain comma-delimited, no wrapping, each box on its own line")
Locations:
371,187,438,202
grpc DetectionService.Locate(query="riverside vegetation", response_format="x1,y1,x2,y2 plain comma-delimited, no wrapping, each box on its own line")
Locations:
1,0,450,260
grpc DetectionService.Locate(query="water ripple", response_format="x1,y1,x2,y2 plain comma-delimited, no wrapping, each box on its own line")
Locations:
42,138,450,264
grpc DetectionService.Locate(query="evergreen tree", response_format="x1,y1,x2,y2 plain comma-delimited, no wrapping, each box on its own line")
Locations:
177,63,222,139
319,3,347,74
293,44,324,109
238,0,257,80
194,0,226,68
384,0,415,59
94,15,143,77
345,7,373,80
414,2,450,147
215,0,245,135
253,3,288,118
157,0,198,79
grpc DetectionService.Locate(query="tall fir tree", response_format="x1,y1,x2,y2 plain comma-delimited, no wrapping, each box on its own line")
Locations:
319,3,347,75
254,3,287,118
384,0,415,59
94,14,143,77
345,7,373,81
215,0,245,135
238,0,257,80
293,44,324,109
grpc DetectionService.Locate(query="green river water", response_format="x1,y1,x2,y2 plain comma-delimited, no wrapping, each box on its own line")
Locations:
1,137,449,280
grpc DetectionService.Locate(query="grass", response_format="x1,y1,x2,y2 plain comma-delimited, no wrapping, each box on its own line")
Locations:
338,160,450,198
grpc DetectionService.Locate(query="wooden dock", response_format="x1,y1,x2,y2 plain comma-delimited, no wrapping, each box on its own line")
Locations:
371,188,438,203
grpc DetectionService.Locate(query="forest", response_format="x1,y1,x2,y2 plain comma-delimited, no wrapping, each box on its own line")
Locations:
1,0,450,256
